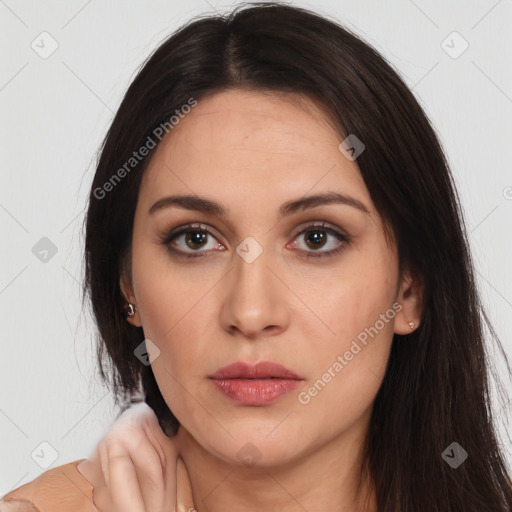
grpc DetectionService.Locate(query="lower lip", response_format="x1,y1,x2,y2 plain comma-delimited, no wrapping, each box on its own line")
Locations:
210,378,302,406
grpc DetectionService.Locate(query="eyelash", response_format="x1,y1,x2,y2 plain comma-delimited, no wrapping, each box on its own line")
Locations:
160,222,350,259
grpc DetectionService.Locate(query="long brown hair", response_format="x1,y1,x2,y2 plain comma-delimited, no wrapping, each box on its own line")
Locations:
83,3,512,510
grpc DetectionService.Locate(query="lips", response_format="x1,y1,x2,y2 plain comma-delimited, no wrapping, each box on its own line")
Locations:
208,361,304,406
208,361,303,380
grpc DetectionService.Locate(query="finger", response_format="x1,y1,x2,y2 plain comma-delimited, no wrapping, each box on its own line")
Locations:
79,450,145,512
107,454,147,512
176,457,196,512
136,423,175,512
134,412,181,512
90,482,112,512
76,450,119,512
76,456,99,488
163,466,178,512
87,402,180,512
76,449,117,512
107,429,168,512
138,404,179,463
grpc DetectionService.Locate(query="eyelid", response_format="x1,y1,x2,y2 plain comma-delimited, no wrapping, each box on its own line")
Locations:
291,220,348,238
288,221,350,259
161,222,224,251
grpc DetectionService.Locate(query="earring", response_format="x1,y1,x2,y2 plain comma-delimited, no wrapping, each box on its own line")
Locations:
408,321,415,329
122,303,136,319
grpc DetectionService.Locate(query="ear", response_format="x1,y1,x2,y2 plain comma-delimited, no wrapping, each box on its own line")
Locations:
393,269,423,335
120,270,143,328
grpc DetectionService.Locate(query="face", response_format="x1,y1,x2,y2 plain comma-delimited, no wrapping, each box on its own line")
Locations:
121,89,421,468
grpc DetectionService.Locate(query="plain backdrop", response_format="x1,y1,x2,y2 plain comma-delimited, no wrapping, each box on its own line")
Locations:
1,0,511,494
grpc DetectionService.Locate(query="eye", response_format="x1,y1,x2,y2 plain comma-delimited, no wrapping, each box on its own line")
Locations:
160,221,349,259
288,222,349,258
162,223,226,257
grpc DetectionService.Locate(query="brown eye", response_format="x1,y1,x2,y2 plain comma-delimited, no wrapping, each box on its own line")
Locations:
162,223,226,257
290,223,350,259
303,229,328,250
185,230,209,250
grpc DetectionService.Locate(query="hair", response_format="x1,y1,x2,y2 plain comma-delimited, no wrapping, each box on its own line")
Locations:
83,2,512,510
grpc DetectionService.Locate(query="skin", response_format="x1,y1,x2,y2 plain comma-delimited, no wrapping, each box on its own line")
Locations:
75,402,195,512
121,89,423,512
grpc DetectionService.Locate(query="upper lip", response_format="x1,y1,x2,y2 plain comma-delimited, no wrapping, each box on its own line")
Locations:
208,361,304,380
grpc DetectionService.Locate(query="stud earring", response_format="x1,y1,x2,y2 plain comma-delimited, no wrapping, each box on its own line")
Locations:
122,303,136,319
408,321,415,329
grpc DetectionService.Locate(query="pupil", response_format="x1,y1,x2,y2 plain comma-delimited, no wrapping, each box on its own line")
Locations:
306,230,325,249
187,231,207,248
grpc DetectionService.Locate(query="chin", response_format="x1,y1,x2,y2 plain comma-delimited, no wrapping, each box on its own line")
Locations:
195,425,310,469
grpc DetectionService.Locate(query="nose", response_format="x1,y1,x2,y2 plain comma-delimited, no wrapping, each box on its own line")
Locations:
219,245,290,340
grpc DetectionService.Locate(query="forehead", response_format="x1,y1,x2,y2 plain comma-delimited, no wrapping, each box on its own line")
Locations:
140,89,372,213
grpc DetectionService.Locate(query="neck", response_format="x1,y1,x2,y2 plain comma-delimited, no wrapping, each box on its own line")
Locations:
174,414,377,512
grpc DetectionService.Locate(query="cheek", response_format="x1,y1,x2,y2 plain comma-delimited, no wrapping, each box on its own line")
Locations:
294,284,397,433
299,244,398,351
147,308,219,431
131,237,208,339
135,278,208,371
303,283,396,389
296,246,398,402
131,254,219,378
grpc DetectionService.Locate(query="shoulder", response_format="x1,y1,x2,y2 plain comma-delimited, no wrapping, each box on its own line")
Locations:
0,459,97,512
0,499,38,512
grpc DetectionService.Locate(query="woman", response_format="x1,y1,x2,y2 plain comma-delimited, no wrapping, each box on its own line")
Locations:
2,2,511,511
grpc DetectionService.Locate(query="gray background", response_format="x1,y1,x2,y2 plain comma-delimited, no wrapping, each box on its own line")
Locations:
1,0,511,493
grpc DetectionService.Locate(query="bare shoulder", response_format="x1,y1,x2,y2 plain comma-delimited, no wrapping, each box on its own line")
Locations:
0,498,38,512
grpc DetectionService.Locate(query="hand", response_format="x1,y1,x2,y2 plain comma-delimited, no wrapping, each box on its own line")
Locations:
76,401,195,512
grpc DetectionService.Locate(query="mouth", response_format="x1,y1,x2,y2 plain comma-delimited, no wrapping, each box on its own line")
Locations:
208,361,304,406
208,360,303,380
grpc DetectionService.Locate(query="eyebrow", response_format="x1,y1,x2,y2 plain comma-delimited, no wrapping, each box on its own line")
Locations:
148,191,371,217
